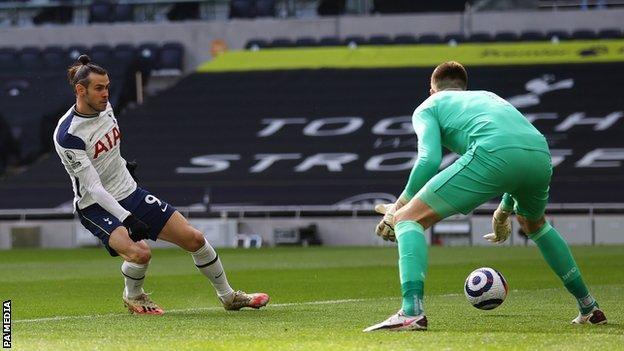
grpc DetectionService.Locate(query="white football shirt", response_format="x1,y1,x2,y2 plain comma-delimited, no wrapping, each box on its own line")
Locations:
54,103,136,219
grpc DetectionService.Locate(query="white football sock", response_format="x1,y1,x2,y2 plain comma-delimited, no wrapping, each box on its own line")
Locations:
121,260,149,299
191,238,234,298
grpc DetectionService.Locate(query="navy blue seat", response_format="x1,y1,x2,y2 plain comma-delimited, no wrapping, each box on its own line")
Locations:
89,0,113,23
112,44,136,64
519,31,546,41
229,0,255,18
572,29,597,40
598,28,622,39
158,42,184,70
114,3,134,22
270,38,295,48
137,43,159,68
42,46,67,68
245,39,269,50
546,30,570,41
294,37,318,47
18,47,43,70
393,34,417,45
418,33,443,44
494,32,519,42
443,33,466,44
90,44,113,67
256,0,276,17
368,35,392,45
343,35,367,46
468,32,493,43
0,48,18,71
66,45,90,62
318,37,341,46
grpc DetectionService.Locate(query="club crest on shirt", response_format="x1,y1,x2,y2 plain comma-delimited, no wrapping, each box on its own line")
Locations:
65,150,82,169
65,150,75,161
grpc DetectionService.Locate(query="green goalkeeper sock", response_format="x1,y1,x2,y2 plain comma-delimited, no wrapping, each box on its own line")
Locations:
529,222,598,314
396,220,428,316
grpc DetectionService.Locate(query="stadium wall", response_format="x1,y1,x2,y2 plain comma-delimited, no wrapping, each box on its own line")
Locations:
1,9,623,72
1,214,622,249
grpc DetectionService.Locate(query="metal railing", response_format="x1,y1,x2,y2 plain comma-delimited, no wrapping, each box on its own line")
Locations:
1,202,623,220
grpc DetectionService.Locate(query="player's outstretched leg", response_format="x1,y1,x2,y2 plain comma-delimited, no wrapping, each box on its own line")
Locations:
189,237,270,310
521,218,607,325
364,220,428,332
159,211,269,311
109,228,164,315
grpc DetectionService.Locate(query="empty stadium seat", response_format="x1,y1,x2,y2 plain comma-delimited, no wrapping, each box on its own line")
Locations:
572,29,598,40
493,31,519,42
393,34,418,45
318,37,341,46
546,30,570,41
137,43,159,68
66,45,89,62
443,33,466,44
114,3,134,22
598,28,622,39
42,46,67,68
256,0,276,17
468,32,493,43
230,0,276,18
418,33,443,44
0,48,19,71
270,38,295,48
519,31,546,41
368,35,393,45
89,0,113,23
18,47,43,70
245,39,269,50
317,0,345,15
157,42,184,71
343,36,367,46
229,0,254,18
90,44,113,66
294,37,318,47
112,44,136,63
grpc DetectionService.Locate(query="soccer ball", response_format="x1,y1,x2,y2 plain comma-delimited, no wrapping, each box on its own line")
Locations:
464,267,508,310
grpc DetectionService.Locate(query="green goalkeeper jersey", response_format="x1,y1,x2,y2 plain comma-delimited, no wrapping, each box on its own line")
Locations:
403,90,549,199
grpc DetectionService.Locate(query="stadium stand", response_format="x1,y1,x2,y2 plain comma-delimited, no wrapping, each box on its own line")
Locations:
1,57,623,208
0,42,183,172
243,27,623,49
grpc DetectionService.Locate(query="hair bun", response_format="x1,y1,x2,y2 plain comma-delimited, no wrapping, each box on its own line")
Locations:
78,54,91,65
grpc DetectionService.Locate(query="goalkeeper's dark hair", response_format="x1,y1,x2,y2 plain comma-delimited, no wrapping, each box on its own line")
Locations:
67,55,108,91
431,61,467,90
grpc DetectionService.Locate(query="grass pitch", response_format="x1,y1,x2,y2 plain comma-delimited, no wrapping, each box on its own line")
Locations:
4,245,623,350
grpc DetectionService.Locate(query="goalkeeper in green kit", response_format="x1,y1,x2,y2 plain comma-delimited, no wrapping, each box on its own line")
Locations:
364,61,607,332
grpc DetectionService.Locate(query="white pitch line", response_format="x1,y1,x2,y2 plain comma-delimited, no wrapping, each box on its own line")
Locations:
14,291,522,324
13,297,389,324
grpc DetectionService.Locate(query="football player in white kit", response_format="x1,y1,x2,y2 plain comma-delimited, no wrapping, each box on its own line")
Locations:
54,55,269,315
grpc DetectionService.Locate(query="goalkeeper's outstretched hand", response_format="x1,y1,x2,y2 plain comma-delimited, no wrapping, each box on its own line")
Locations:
375,203,397,242
483,207,512,244
374,196,408,242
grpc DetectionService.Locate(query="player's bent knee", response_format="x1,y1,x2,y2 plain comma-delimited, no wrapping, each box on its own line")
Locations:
517,215,546,235
129,247,151,264
394,200,441,230
189,229,206,251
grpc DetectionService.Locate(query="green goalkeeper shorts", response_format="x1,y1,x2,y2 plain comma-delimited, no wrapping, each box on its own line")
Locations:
415,146,552,220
